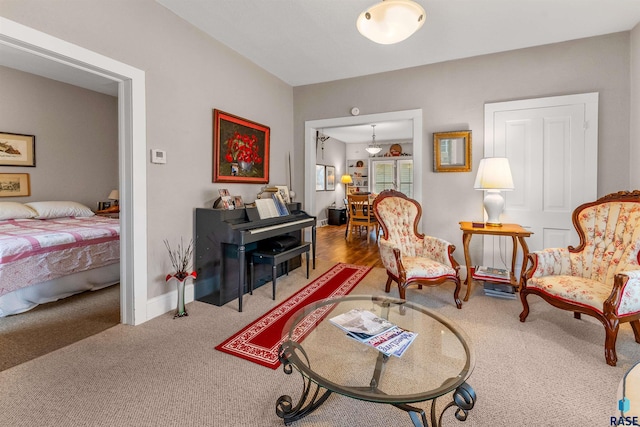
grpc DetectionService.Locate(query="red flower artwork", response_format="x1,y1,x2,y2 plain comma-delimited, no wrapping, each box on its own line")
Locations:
224,132,263,164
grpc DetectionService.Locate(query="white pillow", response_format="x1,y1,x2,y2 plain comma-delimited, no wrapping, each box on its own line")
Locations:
0,202,36,220
25,201,95,219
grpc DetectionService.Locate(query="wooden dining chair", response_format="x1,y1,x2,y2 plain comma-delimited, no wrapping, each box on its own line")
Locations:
347,194,379,243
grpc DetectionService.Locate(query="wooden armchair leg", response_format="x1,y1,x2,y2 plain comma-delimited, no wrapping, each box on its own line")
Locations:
398,284,407,300
631,320,640,344
384,275,393,293
519,290,530,322
453,278,462,309
604,321,620,367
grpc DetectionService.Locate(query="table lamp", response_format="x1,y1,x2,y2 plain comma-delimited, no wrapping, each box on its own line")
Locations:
341,174,353,194
473,157,514,226
108,189,119,206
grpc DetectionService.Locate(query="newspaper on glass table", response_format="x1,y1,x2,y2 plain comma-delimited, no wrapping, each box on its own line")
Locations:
329,309,417,358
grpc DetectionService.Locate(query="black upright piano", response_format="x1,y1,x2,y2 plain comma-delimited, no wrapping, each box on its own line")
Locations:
194,203,316,311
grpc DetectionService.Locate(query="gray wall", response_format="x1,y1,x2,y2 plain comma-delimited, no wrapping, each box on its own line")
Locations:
0,65,118,208
0,0,294,299
294,32,632,263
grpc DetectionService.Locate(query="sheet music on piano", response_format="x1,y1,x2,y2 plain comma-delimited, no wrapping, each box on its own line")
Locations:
255,198,280,219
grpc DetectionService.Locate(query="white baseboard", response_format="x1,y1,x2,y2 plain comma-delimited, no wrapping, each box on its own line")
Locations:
146,283,195,321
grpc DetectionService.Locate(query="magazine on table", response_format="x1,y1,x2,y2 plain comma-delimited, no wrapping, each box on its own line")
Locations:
330,308,395,337
474,265,510,280
329,309,417,357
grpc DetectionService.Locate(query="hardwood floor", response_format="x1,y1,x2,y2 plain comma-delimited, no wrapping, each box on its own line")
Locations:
315,224,384,268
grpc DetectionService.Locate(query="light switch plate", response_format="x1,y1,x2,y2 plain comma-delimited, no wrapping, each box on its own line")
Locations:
151,149,166,164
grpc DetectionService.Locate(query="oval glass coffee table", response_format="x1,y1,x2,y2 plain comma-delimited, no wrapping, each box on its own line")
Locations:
276,295,476,426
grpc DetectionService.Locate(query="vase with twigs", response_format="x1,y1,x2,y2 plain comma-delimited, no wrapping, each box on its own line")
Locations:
164,238,196,318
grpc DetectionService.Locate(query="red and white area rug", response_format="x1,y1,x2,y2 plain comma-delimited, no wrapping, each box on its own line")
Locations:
215,263,372,369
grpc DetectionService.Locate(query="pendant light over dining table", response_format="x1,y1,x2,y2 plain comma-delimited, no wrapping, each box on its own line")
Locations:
365,124,382,155
357,0,426,45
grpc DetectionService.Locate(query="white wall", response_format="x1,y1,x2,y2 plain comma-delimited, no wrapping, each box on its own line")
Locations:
0,66,118,207
0,0,294,300
294,32,632,264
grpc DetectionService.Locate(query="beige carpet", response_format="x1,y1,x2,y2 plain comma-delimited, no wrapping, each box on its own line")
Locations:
0,284,120,371
0,261,637,426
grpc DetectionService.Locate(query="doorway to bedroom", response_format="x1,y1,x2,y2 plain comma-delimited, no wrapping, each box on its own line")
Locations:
0,20,148,368
0,18,148,337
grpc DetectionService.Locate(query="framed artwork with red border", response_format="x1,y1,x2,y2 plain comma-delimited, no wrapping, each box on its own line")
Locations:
213,109,270,183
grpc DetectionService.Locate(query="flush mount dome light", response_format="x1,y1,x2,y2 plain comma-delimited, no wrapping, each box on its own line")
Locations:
357,0,426,45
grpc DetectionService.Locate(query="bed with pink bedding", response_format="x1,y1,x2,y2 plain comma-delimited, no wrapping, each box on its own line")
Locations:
0,201,120,317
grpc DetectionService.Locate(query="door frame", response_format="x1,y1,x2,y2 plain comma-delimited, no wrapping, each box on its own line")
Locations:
0,17,149,325
305,109,423,231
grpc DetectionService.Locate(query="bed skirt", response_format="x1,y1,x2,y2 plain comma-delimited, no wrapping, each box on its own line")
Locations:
0,263,120,317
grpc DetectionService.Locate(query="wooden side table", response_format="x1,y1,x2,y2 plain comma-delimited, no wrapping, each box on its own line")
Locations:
459,222,533,301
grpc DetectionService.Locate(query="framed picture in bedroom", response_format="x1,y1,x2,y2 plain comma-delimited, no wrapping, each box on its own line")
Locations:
212,109,270,184
0,132,35,167
0,173,30,197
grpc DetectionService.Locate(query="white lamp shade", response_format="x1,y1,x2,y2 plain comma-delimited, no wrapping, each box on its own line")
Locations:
365,146,382,155
108,189,119,200
473,157,514,190
357,0,426,45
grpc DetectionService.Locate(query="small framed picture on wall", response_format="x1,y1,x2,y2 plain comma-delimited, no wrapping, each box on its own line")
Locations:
325,165,335,191
0,173,30,197
0,132,35,167
315,165,325,191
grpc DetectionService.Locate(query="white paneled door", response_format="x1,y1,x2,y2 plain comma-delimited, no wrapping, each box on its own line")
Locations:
483,93,599,273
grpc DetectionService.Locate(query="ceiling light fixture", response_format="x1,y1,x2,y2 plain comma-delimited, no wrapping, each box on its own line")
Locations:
356,0,426,45
365,124,382,155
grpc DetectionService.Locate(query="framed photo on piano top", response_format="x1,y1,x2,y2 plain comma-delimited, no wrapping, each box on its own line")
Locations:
213,109,270,183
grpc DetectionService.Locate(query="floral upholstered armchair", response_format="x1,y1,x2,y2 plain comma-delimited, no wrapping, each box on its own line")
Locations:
372,190,462,309
520,191,640,366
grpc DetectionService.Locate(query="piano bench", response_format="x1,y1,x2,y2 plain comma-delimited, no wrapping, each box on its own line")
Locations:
249,242,311,300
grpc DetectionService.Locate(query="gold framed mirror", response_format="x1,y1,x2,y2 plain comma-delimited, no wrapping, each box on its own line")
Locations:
433,130,472,172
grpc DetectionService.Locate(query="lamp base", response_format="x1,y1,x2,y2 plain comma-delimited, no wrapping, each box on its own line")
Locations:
483,190,505,227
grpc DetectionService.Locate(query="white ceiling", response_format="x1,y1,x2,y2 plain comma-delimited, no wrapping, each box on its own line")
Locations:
157,0,640,87
154,0,640,142
2,1,639,142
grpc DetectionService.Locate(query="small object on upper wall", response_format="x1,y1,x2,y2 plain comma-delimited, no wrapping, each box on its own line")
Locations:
389,144,402,156
151,149,167,164
350,107,360,116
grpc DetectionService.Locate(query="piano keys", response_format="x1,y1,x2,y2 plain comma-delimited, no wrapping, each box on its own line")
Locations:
194,203,316,311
